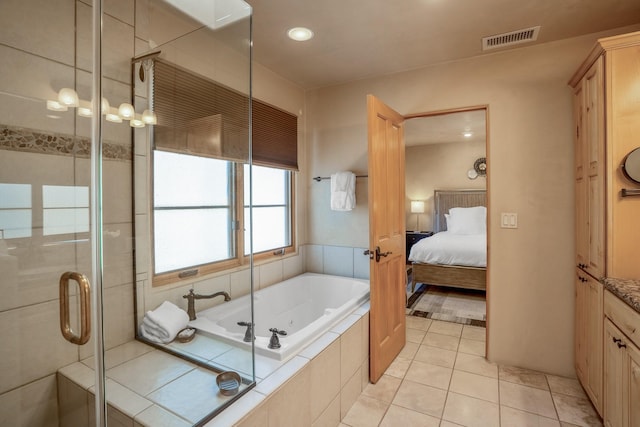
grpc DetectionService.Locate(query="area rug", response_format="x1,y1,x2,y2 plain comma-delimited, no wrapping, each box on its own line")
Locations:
406,280,487,327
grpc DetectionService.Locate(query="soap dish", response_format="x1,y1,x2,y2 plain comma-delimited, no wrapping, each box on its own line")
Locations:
216,371,241,396
175,327,196,343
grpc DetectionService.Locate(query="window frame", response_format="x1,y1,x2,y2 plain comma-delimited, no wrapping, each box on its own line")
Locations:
151,153,295,287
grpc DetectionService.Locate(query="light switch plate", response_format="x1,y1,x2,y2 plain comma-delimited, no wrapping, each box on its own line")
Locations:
501,212,518,228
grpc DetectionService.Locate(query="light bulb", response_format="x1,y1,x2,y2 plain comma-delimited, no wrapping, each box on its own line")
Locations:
118,103,135,120
130,118,145,128
101,98,110,115
141,109,157,125
47,100,68,112
106,107,123,123
58,88,79,107
77,100,92,118
287,27,314,41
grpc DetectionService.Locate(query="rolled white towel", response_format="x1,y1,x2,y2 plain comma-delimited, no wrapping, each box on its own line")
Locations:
139,301,189,344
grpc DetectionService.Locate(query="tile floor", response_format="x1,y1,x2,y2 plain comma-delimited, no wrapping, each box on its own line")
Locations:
340,316,602,427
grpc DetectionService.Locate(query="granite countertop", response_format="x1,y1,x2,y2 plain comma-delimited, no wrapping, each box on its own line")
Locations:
603,277,640,313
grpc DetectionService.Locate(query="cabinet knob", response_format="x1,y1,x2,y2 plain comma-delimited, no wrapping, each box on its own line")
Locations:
613,337,627,349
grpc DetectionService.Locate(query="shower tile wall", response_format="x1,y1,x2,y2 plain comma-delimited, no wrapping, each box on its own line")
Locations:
0,0,136,425
305,244,371,280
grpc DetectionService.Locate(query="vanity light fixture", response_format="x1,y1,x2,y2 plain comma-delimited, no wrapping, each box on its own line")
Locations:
46,89,155,128
287,27,314,41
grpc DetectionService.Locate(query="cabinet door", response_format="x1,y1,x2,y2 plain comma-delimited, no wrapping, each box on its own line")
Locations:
604,319,625,427
626,342,640,427
574,82,588,268
583,57,606,279
583,273,604,415
576,269,588,381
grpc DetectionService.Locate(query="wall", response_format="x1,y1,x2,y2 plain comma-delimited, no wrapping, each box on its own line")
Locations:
405,141,486,231
305,24,640,376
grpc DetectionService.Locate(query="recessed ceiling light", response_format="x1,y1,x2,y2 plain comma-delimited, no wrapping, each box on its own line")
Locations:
463,131,473,138
287,27,314,41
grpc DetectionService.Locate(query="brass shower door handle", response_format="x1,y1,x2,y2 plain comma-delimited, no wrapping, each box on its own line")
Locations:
59,271,91,345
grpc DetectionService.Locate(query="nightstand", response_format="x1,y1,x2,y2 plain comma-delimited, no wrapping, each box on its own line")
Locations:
406,231,433,263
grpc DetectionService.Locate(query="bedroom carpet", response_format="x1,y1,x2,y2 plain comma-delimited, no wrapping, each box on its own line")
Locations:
406,282,487,327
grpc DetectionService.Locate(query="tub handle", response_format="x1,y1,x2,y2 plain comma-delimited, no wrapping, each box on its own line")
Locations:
237,321,255,342
268,328,287,349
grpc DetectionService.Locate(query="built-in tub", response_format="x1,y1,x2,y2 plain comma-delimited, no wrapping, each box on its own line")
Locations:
189,273,370,360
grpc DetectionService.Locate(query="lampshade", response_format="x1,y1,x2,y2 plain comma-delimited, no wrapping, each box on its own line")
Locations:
410,200,425,214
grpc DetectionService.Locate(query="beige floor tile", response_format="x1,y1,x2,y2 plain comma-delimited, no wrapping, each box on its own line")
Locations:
379,404,440,427
392,379,447,418
405,360,452,390
414,344,457,368
428,320,463,337
423,332,460,351
560,423,583,427
546,375,587,398
362,375,401,403
405,316,432,331
442,391,500,427
462,325,487,342
449,370,499,403
552,393,602,427
384,357,412,379
499,380,557,419
458,338,485,356
454,353,498,378
342,395,389,427
398,342,420,359
499,365,549,390
406,327,426,344
440,422,465,427
500,405,561,426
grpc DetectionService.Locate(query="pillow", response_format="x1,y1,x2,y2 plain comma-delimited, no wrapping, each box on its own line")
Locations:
446,206,486,234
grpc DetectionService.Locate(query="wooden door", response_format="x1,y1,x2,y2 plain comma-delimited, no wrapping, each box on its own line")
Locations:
573,82,588,269
575,269,588,382
366,94,406,383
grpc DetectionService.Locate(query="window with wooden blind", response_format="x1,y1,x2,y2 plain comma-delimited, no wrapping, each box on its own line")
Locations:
150,59,296,285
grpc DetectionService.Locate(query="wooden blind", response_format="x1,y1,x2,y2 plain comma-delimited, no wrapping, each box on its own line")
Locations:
153,59,298,170
252,99,298,170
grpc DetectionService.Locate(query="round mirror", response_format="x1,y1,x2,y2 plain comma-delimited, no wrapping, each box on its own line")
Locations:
622,147,640,184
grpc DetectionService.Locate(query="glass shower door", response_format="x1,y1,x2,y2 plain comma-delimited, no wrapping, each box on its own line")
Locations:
0,0,109,425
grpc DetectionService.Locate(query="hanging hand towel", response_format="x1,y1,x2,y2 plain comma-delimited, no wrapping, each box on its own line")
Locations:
139,301,189,344
331,171,356,211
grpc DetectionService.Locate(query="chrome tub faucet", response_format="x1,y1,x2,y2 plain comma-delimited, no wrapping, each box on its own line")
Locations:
183,289,231,320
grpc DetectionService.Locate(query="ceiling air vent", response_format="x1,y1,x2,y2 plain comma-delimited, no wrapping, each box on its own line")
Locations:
482,26,541,51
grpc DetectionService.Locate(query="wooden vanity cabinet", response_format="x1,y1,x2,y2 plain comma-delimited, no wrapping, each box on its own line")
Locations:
603,291,640,427
575,268,604,414
570,31,640,418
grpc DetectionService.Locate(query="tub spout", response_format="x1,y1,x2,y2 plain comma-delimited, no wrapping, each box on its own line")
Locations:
183,289,231,320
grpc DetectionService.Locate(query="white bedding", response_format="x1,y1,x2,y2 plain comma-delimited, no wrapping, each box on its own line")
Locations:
408,231,486,268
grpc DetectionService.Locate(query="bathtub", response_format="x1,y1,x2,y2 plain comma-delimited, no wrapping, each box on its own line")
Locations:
188,273,370,360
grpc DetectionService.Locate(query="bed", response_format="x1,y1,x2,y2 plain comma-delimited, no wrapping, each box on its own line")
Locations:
408,189,486,292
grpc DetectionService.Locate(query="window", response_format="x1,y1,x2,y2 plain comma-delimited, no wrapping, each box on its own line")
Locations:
244,165,292,255
152,151,294,282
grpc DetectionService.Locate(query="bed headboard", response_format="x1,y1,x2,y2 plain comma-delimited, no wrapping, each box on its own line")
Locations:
433,189,486,232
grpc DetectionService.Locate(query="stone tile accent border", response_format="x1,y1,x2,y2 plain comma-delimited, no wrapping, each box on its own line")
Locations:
0,124,131,161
